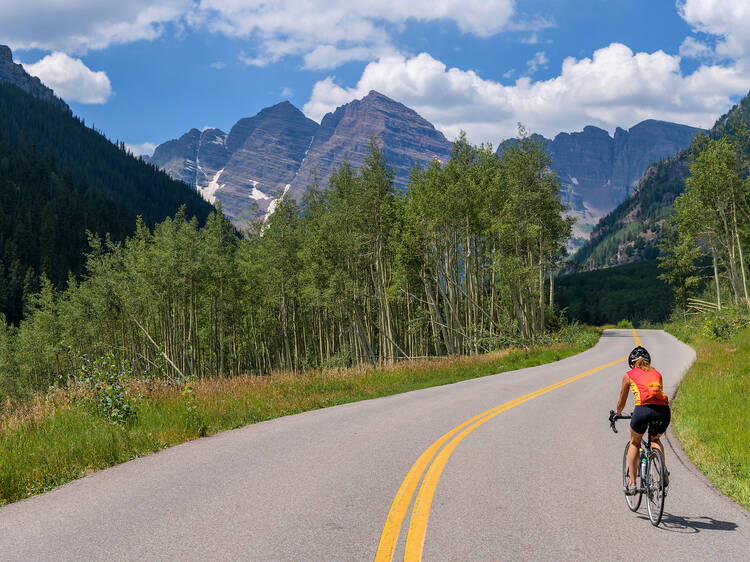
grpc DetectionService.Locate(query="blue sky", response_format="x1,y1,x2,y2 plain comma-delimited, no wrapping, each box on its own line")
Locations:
4,1,750,154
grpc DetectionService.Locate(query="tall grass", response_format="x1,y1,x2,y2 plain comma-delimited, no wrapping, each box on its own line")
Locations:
665,318,750,510
0,327,599,506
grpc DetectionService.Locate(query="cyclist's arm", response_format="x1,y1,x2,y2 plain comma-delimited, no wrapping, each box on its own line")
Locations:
615,373,629,415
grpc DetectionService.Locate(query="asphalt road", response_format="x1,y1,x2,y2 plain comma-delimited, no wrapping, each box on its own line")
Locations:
2,329,749,560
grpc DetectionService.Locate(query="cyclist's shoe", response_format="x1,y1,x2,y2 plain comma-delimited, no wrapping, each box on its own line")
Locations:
664,470,670,487
624,484,638,496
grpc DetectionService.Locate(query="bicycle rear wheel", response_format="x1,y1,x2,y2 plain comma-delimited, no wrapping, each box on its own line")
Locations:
646,449,665,526
622,441,641,511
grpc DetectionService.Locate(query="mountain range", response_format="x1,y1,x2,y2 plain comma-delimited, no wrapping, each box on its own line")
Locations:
573,89,750,270
498,121,701,247
148,91,453,227
1,38,719,281
151,94,700,236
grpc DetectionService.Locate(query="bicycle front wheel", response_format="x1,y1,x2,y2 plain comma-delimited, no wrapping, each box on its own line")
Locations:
646,449,665,526
623,441,641,511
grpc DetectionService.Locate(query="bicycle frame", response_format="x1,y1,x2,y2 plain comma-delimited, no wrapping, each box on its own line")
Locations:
609,410,667,525
636,436,653,493
611,414,661,493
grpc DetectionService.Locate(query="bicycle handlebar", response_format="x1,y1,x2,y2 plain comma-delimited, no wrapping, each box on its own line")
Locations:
608,409,632,433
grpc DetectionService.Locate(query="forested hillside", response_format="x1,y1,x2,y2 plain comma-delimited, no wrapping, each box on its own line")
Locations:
555,261,673,324
573,90,750,270
0,83,215,324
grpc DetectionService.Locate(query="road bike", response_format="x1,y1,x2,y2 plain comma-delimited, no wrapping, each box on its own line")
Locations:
609,410,667,526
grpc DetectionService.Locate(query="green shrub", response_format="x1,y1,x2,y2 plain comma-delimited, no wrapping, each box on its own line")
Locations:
701,308,749,341
321,347,353,369
0,318,19,404
79,353,140,426
665,323,750,510
616,319,634,329
182,379,206,437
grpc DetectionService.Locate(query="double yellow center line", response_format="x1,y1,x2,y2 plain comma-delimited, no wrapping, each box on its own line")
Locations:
632,328,641,346
375,331,637,561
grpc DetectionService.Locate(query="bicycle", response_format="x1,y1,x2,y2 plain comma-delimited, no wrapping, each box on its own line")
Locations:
608,410,667,526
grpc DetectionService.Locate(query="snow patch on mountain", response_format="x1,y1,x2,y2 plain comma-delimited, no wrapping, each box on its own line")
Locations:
199,168,225,204
250,186,271,200
266,184,291,218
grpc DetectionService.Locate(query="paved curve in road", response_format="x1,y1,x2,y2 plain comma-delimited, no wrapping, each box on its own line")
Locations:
2,330,749,560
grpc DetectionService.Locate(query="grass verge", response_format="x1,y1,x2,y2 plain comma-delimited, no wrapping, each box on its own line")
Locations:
0,327,599,506
665,320,750,511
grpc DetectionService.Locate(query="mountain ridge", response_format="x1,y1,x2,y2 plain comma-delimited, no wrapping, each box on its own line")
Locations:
572,90,750,270
498,120,702,248
150,91,453,227
0,44,70,113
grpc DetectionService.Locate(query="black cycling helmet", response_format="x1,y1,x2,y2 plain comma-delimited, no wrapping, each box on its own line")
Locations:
628,346,651,369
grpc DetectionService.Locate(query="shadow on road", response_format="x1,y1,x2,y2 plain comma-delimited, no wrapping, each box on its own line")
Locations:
599,330,636,338
637,512,739,533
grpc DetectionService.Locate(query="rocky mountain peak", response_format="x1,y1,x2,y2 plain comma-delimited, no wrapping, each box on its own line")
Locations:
0,44,70,113
356,90,422,118
256,100,302,118
581,125,609,136
363,90,399,104
574,88,750,270
288,91,452,201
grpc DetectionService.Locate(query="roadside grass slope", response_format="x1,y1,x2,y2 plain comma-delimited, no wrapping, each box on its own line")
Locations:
0,327,599,506
666,320,750,511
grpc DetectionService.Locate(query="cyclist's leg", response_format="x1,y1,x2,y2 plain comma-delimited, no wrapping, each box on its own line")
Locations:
628,427,644,487
648,406,671,471
650,433,665,465
628,406,649,487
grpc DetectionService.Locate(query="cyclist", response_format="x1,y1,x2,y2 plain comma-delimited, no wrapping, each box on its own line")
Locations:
614,346,670,495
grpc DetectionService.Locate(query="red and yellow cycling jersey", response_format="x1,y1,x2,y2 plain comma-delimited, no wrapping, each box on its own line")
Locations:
628,367,669,406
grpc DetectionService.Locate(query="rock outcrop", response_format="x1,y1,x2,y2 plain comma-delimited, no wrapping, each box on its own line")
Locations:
0,45,70,113
221,102,319,221
148,127,228,202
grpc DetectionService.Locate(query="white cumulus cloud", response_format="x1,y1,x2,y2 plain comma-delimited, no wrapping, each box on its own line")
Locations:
1,1,192,53
679,36,713,59
22,52,112,104
189,0,517,69
678,0,750,61
2,0,518,70
304,44,750,146
125,142,157,157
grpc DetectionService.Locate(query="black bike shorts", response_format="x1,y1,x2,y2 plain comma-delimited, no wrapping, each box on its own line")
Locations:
630,404,671,435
